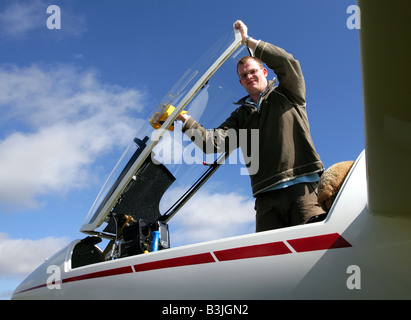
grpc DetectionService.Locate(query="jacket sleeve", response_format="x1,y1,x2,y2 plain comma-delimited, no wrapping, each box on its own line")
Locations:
254,41,306,106
181,111,240,154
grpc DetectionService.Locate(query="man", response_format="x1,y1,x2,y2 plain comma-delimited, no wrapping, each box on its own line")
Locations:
178,21,324,231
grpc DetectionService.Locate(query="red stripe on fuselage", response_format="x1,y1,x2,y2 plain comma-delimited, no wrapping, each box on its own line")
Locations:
133,252,215,272
287,233,352,252
63,265,133,283
214,241,291,261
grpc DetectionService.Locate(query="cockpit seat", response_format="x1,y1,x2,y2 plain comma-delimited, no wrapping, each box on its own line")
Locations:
72,236,103,269
103,156,175,235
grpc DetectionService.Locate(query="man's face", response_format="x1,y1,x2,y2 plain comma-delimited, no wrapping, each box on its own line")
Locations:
238,59,268,98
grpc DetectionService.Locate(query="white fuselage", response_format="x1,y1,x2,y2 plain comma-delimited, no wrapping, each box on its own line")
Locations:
12,151,411,299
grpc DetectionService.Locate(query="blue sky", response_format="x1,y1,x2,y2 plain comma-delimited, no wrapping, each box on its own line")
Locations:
0,0,363,299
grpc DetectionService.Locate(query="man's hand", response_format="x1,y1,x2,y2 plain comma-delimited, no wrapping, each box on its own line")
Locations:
150,104,187,131
235,20,257,50
235,20,248,44
177,112,189,122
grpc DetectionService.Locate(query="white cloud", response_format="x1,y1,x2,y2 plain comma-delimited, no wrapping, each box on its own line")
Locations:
168,188,255,246
0,63,146,209
0,1,44,38
0,232,69,277
0,0,86,39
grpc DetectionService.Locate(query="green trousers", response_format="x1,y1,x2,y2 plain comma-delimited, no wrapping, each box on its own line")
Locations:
254,182,325,232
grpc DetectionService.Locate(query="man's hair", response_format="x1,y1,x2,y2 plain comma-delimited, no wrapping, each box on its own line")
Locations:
236,56,264,75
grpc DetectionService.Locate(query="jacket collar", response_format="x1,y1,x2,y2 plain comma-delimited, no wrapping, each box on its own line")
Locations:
233,78,277,106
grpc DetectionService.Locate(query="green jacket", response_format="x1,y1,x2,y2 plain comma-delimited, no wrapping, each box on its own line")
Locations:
182,40,324,196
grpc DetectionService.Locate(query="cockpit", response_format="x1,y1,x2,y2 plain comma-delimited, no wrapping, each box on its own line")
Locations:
72,24,349,270
73,26,250,267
